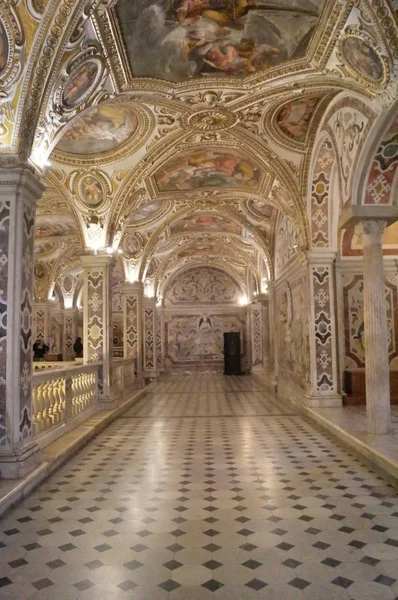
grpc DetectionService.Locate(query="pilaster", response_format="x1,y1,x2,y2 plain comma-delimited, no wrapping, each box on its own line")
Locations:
247,302,264,372
306,250,341,407
63,308,79,360
0,166,44,478
143,296,158,380
81,254,115,407
33,301,50,343
123,281,144,383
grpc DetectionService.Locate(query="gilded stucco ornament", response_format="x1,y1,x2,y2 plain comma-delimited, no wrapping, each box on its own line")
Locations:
181,108,238,133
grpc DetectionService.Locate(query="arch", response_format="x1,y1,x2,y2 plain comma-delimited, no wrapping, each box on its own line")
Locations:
355,100,398,207
137,204,273,283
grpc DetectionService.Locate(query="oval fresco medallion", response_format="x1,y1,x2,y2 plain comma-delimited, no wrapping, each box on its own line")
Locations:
341,36,385,84
130,201,163,223
34,263,47,280
62,61,99,108
56,104,136,155
0,19,9,75
123,233,141,256
79,175,104,208
63,276,73,292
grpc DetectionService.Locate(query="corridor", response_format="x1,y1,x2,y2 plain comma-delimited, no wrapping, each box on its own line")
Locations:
1,376,398,600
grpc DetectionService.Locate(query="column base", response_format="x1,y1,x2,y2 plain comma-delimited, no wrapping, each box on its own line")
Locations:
0,441,42,480
143,369,158,382
304,393,342,408
98,390,122,410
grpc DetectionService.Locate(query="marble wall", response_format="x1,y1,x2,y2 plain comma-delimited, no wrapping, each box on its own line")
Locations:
274,255,311,401
163,266,247,370
339,267,398,371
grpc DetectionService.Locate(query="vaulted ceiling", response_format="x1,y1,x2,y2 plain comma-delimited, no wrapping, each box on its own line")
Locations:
1,0,397,303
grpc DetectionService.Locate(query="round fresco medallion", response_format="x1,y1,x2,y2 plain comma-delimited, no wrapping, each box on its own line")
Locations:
0,19,9,75
56,105,136,155
79,175,104,208
341,36,385,84
123,234,141,256
62,61,99,108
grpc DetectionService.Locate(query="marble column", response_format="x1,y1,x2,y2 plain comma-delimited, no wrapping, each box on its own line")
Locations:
63,308,78,360
33,301,50,343
123,281,143,383
361,220,391,434
306,250,341,407
248,302,264,372
81,255,115,407
0,165,44,478
143,296,158,380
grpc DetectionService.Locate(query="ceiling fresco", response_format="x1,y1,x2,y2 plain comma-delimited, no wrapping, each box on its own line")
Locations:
55,105,136,155
170,214,242,236
154,149,260,191
35,215,77,239
15,0,396,307
130,201,163,223
115,0,327,82
275,95,321,143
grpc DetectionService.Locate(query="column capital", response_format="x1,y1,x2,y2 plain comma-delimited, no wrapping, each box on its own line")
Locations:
306,249,338,265
361,219,387,246
0,164,44,203
122,281,144,294
143,296,157,308
80,254,114,269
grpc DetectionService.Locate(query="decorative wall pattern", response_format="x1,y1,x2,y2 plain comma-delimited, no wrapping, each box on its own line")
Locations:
311,138,334,247
274,213,300,278
19,199,35,441
165,267,241,306
312,266,334,391
125,296,138,359
156,312,162,370
275,270,310,392
34,307,46,341
0,196,10,447
144,307,155,373
64,312,74,360
343,274,398,368
165,313,245,367
112,263,123,312
365,117,398,205
86,270,104,363
251,307,262,367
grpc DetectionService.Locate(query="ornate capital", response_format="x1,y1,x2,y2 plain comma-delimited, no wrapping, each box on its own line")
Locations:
361,220,387,247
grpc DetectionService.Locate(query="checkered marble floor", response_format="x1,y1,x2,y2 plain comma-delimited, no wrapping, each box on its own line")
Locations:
1,375,398,600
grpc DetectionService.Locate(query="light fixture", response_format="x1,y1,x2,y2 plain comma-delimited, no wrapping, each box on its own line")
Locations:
238,295,248,306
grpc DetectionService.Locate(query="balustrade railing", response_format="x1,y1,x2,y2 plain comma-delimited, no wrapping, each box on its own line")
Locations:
32,358,136,446
32,363,99,442
111,358,135,395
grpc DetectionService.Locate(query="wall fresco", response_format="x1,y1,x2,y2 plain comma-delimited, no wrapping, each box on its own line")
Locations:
165,266,241,305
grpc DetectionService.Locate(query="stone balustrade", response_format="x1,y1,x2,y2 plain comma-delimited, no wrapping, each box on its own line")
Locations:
112,358,135,396
31,359,136,447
